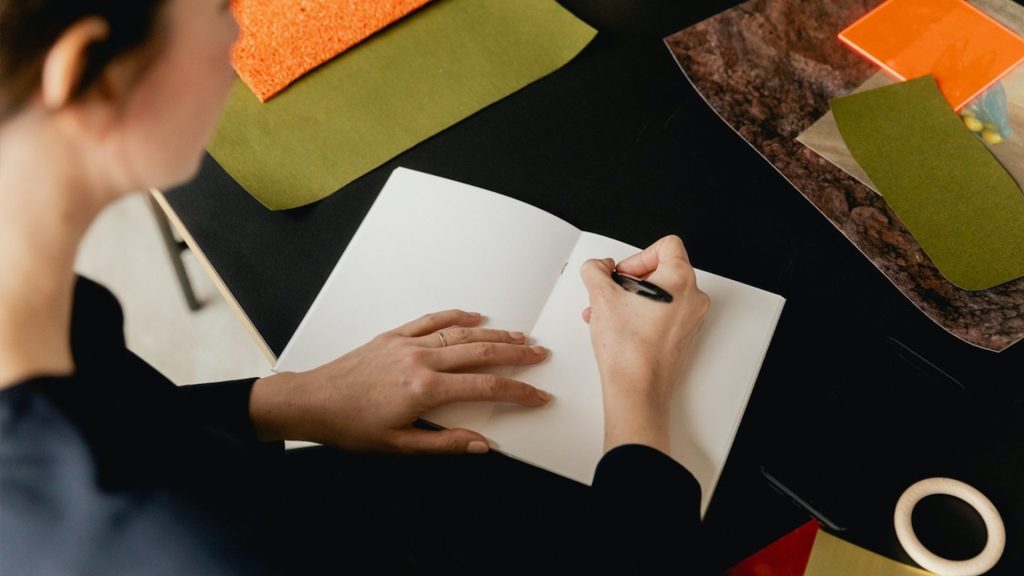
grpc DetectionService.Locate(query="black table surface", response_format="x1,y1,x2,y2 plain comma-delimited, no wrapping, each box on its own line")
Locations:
166,1,1024,573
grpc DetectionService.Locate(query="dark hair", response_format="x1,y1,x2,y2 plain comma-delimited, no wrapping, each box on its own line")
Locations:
0,1,167,121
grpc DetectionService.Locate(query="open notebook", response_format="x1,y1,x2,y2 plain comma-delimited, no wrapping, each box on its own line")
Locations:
275,168,785,515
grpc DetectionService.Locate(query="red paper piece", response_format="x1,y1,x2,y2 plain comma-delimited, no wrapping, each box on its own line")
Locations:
726,520,820,576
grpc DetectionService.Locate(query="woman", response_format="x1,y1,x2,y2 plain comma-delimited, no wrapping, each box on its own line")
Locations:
0,0,711,573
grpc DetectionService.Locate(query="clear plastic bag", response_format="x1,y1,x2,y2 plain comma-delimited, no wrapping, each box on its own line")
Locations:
961,82,1011,144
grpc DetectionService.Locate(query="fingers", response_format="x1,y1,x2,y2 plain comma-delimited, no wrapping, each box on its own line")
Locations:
392,309,482,337
581,257,631,321
579,236,700,322
427,372,552,407
429,341,548,371
418,326,526,348
393,428,493,455
580,257,617,297
615,234,691,278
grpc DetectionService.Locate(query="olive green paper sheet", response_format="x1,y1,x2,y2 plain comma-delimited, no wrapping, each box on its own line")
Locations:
803,530,930,576
208,0,596,211
831,76,1024,291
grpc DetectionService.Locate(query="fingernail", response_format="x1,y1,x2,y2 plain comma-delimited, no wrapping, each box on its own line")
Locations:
510,331,526,342
467,440,489,454
536,389,552,402
530,345,548,356
467,312,482,319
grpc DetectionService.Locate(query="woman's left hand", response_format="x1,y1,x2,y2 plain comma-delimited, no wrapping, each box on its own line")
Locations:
248,309,551,454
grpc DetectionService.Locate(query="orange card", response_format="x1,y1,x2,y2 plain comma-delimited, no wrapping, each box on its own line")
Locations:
838,0,1024,110
231,0,432,102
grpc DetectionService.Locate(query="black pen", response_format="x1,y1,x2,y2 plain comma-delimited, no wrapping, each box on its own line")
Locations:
611,270,673,303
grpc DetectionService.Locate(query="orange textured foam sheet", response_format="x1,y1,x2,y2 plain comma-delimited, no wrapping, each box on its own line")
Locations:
838,0,1024,111
231,0,432,102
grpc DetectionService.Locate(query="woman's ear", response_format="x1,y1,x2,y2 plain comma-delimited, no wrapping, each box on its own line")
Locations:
41,17,110,110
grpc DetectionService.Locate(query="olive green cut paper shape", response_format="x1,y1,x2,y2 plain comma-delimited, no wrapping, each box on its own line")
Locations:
831,76,1024,291
208,0,596,211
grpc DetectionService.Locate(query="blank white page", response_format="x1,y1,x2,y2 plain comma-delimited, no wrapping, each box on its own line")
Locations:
275,168,581,429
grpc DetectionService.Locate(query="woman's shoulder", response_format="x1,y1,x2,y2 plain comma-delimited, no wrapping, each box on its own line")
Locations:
72,274,125,330
70,275,132,370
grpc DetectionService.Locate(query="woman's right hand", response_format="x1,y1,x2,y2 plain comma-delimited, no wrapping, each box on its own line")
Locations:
580,235,710,454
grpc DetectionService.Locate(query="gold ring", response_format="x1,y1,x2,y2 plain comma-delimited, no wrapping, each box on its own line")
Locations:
437,331,448,347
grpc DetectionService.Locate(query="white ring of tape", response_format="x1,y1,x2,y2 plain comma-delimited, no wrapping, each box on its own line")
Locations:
894,477,1005,576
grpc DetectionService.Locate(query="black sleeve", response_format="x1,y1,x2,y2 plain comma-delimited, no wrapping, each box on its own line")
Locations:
71,275,283,455
176,377,286,514
590,444,703,573
179,377,283,454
